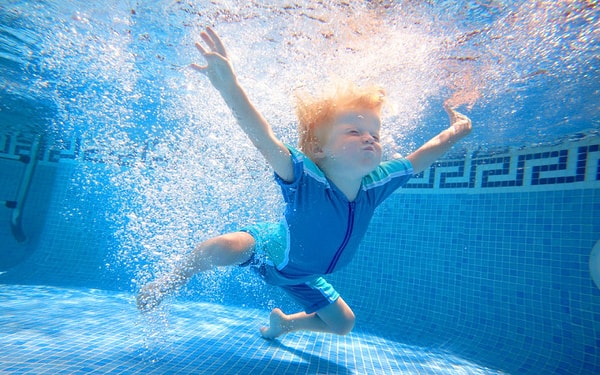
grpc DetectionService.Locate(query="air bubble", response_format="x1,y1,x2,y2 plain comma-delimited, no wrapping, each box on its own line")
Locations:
8,0,595,302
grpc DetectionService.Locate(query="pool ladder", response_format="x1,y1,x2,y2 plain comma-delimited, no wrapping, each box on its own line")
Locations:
0,135,41,242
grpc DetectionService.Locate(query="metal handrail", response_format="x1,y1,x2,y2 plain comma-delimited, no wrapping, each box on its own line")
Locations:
0,135,41,242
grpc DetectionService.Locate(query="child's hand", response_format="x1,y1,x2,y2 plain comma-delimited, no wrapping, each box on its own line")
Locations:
191,27,237,92
444,103,472,139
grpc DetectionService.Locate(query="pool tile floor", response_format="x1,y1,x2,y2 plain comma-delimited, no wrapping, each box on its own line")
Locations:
0,285,504,374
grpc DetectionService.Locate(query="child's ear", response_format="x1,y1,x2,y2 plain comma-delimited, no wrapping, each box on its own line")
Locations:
309,142,325,158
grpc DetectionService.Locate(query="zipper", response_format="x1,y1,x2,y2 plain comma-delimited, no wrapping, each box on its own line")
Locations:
325,202,356,274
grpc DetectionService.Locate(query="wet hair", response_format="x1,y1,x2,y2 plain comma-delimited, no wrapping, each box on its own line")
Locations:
295,82,386,159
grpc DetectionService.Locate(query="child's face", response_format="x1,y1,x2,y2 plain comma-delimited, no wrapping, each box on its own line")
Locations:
317,108,382,175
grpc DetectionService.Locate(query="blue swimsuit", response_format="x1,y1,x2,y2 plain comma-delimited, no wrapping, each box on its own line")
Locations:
241,145,413,313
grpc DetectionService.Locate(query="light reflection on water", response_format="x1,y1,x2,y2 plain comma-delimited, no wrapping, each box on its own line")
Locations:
2,1,597,143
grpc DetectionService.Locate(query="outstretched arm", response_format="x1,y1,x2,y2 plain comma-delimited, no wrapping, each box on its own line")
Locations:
406,104,472,174
192,27,294,182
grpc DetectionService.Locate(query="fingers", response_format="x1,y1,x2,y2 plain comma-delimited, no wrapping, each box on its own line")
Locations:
197,26,227,57
443,101,472,135
205,26,227,56
443,101,470,120
195,40,208,55
190,62,206,72
190,42,208,73
443,101,458,122
192,41,209,72
200,31,217,52
192,27,226,74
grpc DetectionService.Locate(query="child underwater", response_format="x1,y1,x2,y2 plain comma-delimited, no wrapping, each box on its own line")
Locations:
137,27,472,340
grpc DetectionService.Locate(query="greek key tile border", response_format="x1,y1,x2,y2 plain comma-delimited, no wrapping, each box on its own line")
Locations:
1,131,599,192
0,134,166,167
405,136,600,191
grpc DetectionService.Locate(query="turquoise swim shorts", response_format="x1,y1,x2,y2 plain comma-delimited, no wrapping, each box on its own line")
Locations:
239,222,340,314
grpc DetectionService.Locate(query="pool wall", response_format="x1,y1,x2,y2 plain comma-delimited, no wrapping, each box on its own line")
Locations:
1,131,599,374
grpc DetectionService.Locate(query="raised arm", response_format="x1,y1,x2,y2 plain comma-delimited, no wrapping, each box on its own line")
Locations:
406,104,472,174
191,27,294,182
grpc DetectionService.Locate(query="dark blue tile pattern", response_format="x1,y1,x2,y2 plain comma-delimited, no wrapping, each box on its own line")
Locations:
405,134,599,190
1,132,598,191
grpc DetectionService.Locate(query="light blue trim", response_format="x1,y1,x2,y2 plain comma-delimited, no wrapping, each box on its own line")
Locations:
277,217,291,271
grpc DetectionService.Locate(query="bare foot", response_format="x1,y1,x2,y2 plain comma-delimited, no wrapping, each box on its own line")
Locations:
260,308,289,339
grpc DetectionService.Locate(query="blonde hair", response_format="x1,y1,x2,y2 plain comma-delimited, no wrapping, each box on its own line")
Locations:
295,83,386,159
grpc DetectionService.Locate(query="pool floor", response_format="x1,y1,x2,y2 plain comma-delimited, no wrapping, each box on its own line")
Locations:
0,285,505,374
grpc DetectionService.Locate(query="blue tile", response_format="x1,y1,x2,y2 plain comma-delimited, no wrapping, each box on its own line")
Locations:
1,129,599,375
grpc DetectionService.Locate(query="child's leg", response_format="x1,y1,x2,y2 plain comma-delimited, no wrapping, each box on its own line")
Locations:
136,231,255,311
260,297,355,339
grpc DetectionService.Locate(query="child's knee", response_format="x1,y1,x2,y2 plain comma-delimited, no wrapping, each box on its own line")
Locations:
330,308,355,335
331,314,355,336
318,297,356,335
339,311,356,335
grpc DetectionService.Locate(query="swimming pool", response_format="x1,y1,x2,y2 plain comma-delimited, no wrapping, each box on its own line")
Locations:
1,1,599,374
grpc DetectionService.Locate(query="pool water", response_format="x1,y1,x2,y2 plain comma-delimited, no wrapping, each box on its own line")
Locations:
1,135,599,374
1,1,599,374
